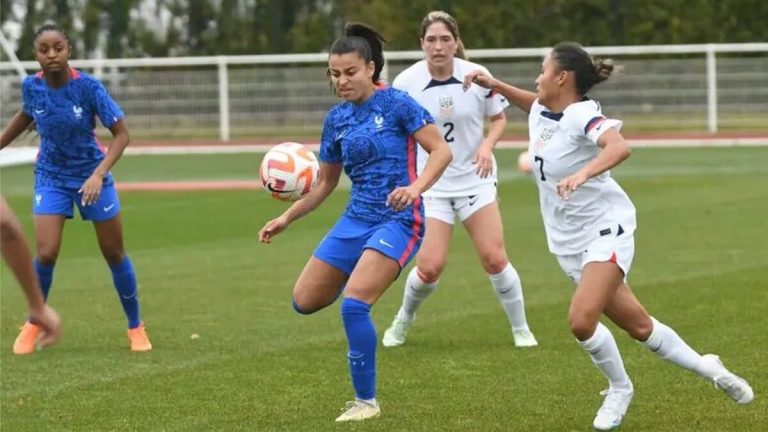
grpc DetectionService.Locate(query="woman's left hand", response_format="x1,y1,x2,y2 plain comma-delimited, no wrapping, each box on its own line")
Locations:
474,142,494,178
387,185,421,211
557,171,589,200
79,174,103,206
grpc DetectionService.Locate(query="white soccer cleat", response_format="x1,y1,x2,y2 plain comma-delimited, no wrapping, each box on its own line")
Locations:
512,328,539,347
700,354,754,404
334,400,381,422
592,387,634,431
382,317,412,347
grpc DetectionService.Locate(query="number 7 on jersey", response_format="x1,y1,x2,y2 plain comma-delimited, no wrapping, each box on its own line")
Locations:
534,156,546,181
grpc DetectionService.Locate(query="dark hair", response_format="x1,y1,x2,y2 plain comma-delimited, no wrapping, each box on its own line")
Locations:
420,11,466,60
329,22,387,83
34,23,70,45
551,41,615,95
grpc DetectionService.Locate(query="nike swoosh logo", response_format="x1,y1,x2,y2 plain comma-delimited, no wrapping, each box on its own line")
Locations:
35,109,45,114
378,238,394,248
103,203,116,212
468,195,479,206
265,183,295,194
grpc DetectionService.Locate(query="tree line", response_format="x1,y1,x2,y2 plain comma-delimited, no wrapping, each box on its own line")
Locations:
2,0,766,60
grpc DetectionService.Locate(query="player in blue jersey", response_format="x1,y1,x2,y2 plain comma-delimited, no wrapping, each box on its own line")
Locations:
0,24,151,353
1,196,62,349
258,23,453,422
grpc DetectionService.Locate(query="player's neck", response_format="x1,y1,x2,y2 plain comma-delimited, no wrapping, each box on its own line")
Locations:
545,93,582,114
43,68,71,89
427,62,453,81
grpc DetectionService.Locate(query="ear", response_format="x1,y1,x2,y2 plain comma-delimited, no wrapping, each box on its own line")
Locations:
557,70,568,87
367,61,375,78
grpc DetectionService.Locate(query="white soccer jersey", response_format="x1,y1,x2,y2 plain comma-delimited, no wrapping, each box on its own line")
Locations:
393,58,509,197
528,99,637,255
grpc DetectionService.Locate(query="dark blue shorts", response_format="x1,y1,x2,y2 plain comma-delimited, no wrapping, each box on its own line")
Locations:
33,184,121,222
313,215,422,275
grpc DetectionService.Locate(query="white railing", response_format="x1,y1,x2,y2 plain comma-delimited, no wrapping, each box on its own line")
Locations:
2,43,767,141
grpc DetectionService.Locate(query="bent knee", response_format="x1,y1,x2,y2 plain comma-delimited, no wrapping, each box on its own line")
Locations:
568,312,600,340
292,297,322,315
625,315,654,341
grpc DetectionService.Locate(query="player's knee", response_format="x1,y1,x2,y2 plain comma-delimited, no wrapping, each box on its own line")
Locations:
416,259,444,283
479,251,508,275
568,310,599,340
36,247,59,266
625,315,653,341
292,297,320,315
0,218,22,241
102,250,126,267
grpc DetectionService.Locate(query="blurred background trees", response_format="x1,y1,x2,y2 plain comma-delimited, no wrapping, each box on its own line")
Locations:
2,0,766,60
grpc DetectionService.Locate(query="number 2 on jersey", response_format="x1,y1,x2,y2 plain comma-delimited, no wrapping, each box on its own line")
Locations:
442,122,455,143
534,156,546,181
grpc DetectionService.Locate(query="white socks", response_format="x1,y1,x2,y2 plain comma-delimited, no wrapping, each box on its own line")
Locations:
579,322,633,391
489,263,530,331
641,317,705,375
396,267,438,322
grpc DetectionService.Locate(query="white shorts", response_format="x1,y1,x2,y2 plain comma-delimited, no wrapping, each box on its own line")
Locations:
423,183,497,225
555,232,635,284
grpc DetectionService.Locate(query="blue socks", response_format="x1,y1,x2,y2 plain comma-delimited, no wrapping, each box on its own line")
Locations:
34,259,54,300
109,256,142,329
341,298,377,400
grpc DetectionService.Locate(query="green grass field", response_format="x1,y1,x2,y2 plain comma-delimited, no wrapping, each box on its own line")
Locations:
1,147,767,431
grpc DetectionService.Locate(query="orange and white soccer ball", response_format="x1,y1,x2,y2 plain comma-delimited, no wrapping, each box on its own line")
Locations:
260,142,319,201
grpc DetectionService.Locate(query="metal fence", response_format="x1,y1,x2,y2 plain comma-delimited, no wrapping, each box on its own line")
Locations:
1,43,767,141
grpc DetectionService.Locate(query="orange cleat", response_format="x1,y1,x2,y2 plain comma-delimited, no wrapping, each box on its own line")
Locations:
127,323,152,352
13,322,41,355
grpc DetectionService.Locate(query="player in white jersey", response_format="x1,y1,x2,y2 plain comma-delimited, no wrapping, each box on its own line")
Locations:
382,11,537,349
464,42,753,431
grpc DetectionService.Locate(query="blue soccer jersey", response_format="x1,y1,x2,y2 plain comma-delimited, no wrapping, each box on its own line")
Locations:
22,69,124,189
319,87,434,227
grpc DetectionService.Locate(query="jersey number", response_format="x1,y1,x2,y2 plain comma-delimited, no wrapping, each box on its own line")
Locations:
443,122,455,143
534,156,546,181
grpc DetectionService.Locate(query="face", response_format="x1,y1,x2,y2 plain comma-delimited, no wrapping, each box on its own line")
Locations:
34,31,71,74
420,21,458,68
328,52,375,103
535,53,567,107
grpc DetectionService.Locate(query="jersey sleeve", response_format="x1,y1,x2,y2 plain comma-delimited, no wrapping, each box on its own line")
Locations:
20,77,34,117
479,68,510,117
90,80,124,128
395,92,435,135
318,111,342,164
566,101,622,146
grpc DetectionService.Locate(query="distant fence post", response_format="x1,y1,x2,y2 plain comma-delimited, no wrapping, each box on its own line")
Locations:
218,56,231,142
706,44,718,133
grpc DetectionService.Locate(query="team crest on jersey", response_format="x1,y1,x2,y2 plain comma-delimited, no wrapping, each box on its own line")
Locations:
374,115,384,130
439,96,454,119
535,127,556,150
73,105,83,119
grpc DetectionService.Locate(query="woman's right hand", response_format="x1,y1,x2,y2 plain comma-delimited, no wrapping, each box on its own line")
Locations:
28,304,61,349
463,70,495,91
259,215,290,243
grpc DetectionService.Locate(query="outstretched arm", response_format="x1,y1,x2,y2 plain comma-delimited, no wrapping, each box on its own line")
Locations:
463,70,537,114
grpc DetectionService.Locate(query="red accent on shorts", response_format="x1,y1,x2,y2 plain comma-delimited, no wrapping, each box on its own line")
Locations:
398,135,422,266
609,252,617,264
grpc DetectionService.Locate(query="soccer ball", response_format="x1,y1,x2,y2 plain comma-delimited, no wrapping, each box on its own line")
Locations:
260,142,319,201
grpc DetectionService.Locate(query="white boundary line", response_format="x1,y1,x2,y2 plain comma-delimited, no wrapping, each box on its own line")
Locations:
2,138,766,167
